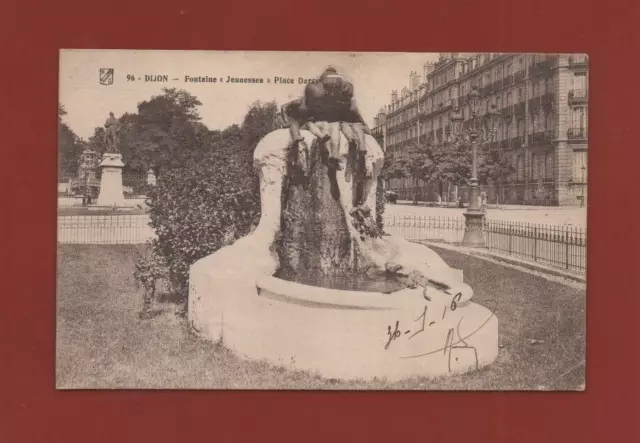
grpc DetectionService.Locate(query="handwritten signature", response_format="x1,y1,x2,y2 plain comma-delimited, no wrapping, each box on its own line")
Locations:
384,297,498,373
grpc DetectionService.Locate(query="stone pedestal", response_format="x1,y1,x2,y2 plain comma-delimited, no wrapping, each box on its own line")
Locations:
462,210,485,246
96,153,125,207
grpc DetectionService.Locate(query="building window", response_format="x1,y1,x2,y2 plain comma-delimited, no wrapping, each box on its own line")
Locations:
573,73,587,91
545,112,554,130
545,77,553,94
539,155,545,180
506,63,513,76
545,152,553,179
572,107,587,131
517,155,524,181
532,153,538,180
506,92,512,105
572,151,588,182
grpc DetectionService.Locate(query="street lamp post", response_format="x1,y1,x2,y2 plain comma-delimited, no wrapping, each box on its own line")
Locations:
450,86,503,246
581,164,586,208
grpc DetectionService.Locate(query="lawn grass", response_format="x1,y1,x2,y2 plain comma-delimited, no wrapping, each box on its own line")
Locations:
56,244,585,390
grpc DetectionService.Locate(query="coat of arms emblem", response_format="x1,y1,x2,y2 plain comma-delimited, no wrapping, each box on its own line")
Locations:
99,68,114,86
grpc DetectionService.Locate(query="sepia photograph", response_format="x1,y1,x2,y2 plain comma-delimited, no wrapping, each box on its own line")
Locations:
57,50,587,390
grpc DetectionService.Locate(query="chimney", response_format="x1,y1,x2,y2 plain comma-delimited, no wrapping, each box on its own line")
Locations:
410,71,420,90
391,89,398,102
423,62,436,81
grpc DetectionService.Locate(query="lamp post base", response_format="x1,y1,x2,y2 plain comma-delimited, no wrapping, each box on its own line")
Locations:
462,210,485,247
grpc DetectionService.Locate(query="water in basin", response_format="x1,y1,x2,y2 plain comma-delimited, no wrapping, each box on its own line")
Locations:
275,269,406,294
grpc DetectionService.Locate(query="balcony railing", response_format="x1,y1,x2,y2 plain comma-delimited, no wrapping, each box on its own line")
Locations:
568,89,588,105
531,130,555,144
511,135,525,148
568,55,589,69
529,59,554,76
567,127,588,140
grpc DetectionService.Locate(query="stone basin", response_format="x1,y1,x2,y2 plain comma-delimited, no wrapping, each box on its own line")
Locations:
190,253,498,381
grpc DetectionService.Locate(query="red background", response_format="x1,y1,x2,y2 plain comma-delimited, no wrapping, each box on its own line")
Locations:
1,0,638,442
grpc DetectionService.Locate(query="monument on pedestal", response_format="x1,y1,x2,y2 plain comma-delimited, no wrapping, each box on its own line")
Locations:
96,112,126,207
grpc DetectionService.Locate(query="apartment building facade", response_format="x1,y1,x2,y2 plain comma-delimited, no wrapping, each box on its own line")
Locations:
371,52,588,206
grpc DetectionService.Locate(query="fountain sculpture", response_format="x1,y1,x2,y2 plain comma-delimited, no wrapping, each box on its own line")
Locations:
188,124,499,382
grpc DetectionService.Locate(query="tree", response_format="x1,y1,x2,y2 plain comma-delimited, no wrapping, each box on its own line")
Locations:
477,142,515,185
430,142,473,187
240,100,278,149
58,103,83,180
382,143,434,204
124,88,206,175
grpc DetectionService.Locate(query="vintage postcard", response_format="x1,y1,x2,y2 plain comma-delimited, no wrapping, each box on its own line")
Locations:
57,50,587,390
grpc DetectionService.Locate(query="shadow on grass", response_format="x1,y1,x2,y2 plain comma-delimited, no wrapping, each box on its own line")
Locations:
56,244,585,390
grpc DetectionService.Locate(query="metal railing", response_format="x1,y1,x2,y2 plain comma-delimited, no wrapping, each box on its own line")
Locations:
383,215,586,273
567,127,588,140
484,219,586,272
57,215,155,244
57,214,587,273
568,89,588,105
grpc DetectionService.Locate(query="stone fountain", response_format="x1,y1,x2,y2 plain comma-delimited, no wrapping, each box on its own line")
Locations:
188,128,498,382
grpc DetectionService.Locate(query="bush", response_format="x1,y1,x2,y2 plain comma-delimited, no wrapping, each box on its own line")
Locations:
133,250,169,315
146,149,261,302
143,101,276,307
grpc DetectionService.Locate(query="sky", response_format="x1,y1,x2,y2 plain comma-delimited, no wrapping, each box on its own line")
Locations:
59,50,439,139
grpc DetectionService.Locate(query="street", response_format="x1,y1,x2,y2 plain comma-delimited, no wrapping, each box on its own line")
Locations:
385,202,586,228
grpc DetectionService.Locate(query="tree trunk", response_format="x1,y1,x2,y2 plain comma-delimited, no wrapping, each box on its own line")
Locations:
276,140,366,284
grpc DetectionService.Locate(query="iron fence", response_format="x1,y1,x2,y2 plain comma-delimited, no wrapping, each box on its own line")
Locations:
57,215,155,244
383,215,586,273
384,215,466,244
57,213,586,273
